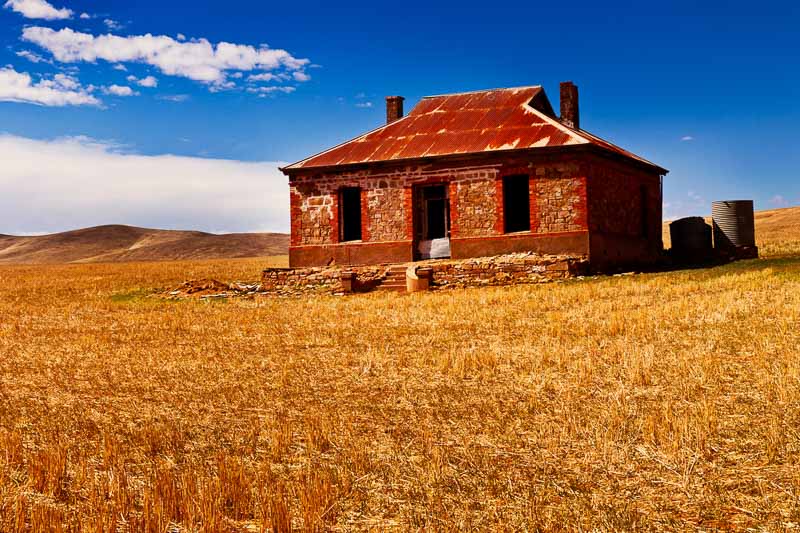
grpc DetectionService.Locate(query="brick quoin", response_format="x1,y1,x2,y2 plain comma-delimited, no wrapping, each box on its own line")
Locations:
529,177,540,233
403,186,414,240
289,189,302,246
575,176,589,230
494,177,505,234
330,190,339,244
360,187,370,242
448,181,459,238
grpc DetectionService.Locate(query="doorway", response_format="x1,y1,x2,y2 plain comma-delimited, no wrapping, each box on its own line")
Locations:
414,184,451,259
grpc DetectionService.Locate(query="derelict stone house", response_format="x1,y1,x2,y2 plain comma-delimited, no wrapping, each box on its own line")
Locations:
280,82,667,270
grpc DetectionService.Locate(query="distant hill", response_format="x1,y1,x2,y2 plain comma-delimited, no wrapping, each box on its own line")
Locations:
753,206,800,244
0,225,289,264
663,205,800,249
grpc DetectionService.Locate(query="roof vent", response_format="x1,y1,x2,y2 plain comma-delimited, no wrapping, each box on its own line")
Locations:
560,81,580,130
385,96,405,124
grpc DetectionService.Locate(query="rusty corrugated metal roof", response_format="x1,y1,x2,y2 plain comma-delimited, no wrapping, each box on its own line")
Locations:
284,86,665,172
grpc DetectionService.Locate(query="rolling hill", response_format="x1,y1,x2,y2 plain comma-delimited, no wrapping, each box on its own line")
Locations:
0,225,289,264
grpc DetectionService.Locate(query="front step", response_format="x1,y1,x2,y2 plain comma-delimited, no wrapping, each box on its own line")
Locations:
375,265,409,292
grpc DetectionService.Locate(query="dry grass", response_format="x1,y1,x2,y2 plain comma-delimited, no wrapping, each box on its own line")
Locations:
1,230,800,530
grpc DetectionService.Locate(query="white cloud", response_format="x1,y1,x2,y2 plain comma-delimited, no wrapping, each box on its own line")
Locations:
770,195,789,208
681,135,694,142
292,71,310,82
0,134,289,234
246,86,296,95
22,26,310,90
79,12,89,19
103,18,122,30
247,72,287,82
113,64,127,71
127,75,158,88
0,66,100,107
103,84,137,96
16,50,49,63
355,101,373,108
177,33,186,41
157,94,189,102
209,80,236,92
3,0,71,20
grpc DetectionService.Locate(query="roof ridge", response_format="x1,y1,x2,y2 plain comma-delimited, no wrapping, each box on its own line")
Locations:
422,86,541,99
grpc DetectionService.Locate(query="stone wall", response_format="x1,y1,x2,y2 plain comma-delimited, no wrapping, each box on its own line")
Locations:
450,171,498,237
261,265,386,295
533,176,587,233
366,186,406,242
261,252,588,295
427,253,588,288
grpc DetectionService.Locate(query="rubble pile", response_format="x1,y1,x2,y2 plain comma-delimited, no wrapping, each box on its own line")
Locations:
163,279,261,300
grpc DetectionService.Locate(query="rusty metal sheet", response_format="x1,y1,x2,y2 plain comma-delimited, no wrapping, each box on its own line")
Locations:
286,86,663,171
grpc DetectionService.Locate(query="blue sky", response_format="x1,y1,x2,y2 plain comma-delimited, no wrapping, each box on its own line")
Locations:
0,0,798,233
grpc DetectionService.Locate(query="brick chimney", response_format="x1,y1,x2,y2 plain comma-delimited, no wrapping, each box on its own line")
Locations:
385,96,405,124
560,81,580,130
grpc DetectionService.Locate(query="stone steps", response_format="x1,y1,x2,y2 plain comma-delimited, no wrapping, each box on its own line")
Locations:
375,266,408,292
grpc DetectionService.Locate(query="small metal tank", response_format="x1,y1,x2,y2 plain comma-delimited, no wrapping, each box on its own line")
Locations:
669,217,712,262
712,200,758,258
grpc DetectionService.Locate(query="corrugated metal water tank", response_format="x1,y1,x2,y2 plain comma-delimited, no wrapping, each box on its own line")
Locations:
670,217,712,260
712,200,756,249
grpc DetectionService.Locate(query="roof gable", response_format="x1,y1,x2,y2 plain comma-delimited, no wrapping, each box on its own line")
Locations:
284,86,664,173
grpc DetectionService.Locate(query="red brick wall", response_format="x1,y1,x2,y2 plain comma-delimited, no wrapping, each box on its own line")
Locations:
586,156,663,269
587,158,661,239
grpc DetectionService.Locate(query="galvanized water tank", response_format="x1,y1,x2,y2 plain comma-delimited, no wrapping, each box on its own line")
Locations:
670,217,712,261
712,200,755,250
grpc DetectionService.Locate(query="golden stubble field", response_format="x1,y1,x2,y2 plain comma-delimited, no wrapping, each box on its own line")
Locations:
1,223,800,531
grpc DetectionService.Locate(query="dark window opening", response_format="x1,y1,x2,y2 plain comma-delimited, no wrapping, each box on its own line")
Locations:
339,187,362,242
422,185,449,240
640,184,649,238
503,175,531,233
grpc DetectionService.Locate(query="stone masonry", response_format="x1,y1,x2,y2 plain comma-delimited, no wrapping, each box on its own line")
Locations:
261,252,589,295
452,174,498,237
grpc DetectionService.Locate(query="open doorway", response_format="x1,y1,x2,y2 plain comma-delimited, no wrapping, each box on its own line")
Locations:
414,184,451,259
